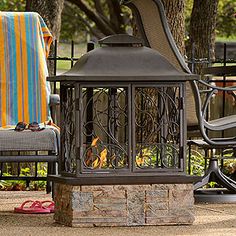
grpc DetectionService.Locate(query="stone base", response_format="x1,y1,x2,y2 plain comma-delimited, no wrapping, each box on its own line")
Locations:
54,183,195,227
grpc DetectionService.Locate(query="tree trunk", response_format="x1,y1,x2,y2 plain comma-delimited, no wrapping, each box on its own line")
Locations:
162,0,185,55
187,0,219,73
26,0,64,39
26,0,65,76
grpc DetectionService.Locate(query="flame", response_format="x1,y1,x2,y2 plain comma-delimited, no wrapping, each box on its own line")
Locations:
136,148,151,166
88,137,108,169
108,154,116,167
91,137,99,147
86,137,100,167
86,148,93,166
136,157,144,166
91,148,108,169
99,148,107,168
92,158,99,168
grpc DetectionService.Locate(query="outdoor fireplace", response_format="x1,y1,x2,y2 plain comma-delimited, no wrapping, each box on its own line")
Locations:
48,34,199,227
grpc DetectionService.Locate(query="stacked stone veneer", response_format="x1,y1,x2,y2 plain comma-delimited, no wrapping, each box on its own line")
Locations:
54,183,194,227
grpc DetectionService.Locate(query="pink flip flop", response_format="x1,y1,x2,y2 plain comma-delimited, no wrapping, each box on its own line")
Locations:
14,200,51,214
41,200,55,213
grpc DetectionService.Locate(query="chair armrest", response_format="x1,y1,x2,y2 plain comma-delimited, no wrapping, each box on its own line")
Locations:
196,79,236,121
194,80,236,146
49,94,60,106
199,79,236,92
206,115,236,131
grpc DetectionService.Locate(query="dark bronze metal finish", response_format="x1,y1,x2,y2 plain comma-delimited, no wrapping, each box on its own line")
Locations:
48,35,198,83
49,174,200,186
48,34,198,184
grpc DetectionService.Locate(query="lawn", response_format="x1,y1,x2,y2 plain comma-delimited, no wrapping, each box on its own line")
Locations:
56,42,87,71
216,36,236,42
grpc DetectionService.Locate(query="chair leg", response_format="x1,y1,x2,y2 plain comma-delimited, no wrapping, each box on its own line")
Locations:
214,167,236,192
26,179,30,189
194,172,211,190
194,158,236,192
46,162,52,194
46,161,57,194
46,182,51,194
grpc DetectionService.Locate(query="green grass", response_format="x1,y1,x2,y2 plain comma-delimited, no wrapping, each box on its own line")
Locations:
57,42,87,57
56,42,87,71
56,60,72,71
216,35,236,42
213,63,236,66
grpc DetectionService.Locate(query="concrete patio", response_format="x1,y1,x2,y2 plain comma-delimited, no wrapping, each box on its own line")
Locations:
0,191,236,236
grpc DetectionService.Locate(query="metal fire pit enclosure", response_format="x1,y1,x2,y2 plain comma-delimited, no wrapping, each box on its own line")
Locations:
52,35,196,82
48,34,199,185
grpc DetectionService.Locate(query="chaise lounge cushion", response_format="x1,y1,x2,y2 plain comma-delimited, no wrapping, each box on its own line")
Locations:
0,128,58,152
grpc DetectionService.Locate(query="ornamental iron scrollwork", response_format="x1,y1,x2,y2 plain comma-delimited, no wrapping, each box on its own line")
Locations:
61,84,184,174
81,87,129,170
61,86,76,174
134,87,181,169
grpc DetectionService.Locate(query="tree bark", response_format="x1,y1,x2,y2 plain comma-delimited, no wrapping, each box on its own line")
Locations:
162,0,185,55
26,0,64,39
187,0,219,73
26,0,65,76
107,0,125,33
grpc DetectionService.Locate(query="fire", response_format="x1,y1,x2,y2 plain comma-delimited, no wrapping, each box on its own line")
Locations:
91,137,99,147
91,148,107,168
136,157,144,166
136,148,151,166
85,137,99,166
99,148,107,168
86,137,108,169
85,148,93,166
92,158,99,168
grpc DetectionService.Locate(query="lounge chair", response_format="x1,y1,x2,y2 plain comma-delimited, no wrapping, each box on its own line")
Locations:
0,12,59,193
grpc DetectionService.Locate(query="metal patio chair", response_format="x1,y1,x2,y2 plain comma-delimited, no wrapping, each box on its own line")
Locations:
123,0,236,192
0,12,59,193
188,66,236,192
122,0,199,132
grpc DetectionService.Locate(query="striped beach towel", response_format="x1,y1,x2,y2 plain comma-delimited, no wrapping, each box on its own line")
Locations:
0,12,53,127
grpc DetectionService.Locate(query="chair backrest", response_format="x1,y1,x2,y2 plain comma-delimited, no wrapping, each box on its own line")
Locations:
0,12,53,127
124,0,198,127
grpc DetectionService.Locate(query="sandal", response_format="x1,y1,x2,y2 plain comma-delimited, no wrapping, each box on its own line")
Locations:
14,122,27,131
14,200,51,214
28,122,45,132
41,200,55,213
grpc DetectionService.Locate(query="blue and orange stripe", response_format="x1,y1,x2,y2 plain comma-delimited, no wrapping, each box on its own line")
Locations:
0,12,53,127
